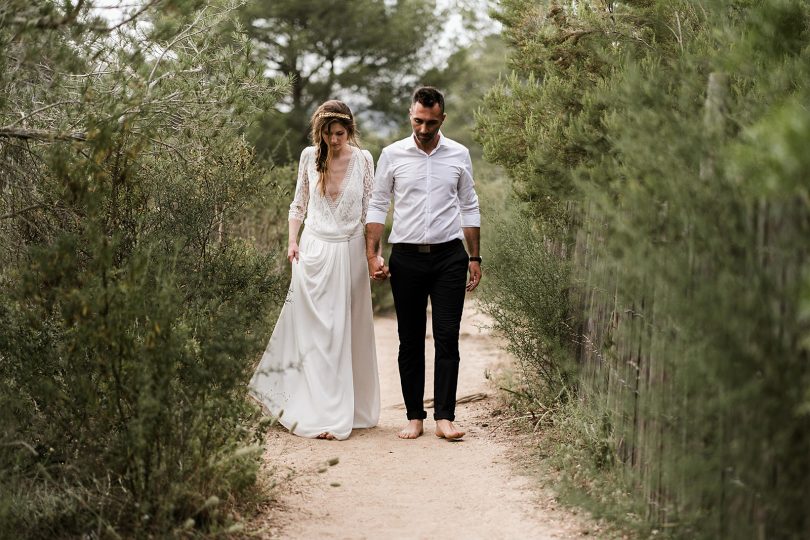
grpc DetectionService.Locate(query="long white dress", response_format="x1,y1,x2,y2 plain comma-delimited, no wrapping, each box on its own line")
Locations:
249,145,380,440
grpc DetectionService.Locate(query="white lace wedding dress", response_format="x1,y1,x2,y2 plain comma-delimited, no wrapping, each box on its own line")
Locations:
249,145,380,440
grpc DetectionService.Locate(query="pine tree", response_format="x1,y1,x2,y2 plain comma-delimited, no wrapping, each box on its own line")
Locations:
479,0,810,536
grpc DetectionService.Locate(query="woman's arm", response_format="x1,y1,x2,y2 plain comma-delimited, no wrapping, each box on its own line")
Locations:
287,149,311,263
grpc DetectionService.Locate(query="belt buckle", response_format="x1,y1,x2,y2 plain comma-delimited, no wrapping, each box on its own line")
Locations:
418,244,430,253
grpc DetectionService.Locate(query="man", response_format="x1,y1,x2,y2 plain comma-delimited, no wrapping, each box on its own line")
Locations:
365,86,482,440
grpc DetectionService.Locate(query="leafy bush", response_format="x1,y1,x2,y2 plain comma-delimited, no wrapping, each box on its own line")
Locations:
479,0,810,537
479,215,574,405
0,1,291,536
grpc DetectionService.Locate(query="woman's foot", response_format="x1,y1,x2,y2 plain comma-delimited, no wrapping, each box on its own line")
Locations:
316,432,336,440
398,419,424,439
435,419,465,440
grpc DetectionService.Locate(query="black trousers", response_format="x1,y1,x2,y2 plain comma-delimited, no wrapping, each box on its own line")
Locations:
389,239,468,421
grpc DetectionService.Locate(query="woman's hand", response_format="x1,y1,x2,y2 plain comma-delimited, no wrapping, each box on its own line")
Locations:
287,242,300,263
367,255,389,280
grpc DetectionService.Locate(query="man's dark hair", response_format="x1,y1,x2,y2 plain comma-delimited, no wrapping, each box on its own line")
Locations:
412,86,445,113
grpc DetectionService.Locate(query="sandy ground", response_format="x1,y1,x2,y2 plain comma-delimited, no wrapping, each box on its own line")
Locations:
250,301,599,539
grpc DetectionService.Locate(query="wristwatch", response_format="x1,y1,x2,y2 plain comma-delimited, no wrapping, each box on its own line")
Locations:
469,256,482,264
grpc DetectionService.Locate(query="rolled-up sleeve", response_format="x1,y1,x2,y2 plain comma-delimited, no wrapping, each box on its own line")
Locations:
365,148,393,225
458,149,480,227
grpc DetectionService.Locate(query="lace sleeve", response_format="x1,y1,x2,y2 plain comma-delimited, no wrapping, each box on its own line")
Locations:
360,149,375,225
288,148,311,222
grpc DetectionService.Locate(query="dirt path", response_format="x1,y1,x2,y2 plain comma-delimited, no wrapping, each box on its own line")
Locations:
252,302,596,539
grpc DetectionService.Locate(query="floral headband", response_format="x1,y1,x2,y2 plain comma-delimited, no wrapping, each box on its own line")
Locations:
317,112,352,121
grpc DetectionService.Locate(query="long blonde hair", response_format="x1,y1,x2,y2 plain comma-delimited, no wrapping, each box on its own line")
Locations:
310,100,359,196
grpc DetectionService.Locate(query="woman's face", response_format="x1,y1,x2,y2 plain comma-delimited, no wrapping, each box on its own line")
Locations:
322,122,349,152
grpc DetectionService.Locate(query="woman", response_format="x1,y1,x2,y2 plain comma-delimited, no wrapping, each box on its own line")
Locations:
249,100,380,440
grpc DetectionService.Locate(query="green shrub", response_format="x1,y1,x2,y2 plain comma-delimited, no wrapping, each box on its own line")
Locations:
479,0,810,537
0,1,291,536
480,214,575,406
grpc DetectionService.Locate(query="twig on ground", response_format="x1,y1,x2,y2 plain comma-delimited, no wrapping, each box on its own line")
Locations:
390,392,488,410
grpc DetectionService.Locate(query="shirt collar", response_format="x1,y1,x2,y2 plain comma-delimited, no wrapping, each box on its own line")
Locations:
409,131,445,154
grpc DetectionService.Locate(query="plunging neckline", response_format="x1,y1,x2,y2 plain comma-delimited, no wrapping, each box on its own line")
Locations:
324,146,357,209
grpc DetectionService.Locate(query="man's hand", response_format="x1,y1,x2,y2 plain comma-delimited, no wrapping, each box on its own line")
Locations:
365,223,388,280
462,226,481,292
287,242,300,263
367,255,390,281
466,261,481,292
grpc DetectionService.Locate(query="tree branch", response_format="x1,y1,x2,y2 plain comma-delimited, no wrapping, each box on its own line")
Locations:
86,0,162,33
3,101,81,129
11,0,86,29
558,30,596,44
10,0,158,32
0,128,86,142
0,203,45,221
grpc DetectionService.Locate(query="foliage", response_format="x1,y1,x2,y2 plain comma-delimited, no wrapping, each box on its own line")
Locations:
478,217,574,402
238,0,441,161
0,0,291,536
479,0,810,537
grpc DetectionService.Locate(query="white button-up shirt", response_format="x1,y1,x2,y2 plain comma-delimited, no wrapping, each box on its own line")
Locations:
366,133,480,244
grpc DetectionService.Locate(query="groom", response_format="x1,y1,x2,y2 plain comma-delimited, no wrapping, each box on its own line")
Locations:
366,86,482,440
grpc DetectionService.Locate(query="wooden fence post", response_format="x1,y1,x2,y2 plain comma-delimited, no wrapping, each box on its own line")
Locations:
700,72,729,181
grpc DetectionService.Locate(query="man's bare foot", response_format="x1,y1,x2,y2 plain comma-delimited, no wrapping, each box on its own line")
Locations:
435,419,465,440
316,432,335,440
398,419,424,439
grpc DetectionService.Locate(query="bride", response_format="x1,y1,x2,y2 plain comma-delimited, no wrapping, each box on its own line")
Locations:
249,100,381,440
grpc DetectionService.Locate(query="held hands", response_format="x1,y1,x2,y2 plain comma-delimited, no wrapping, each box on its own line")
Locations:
367,255,390,281
466,261,482,292
287,242,300,263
